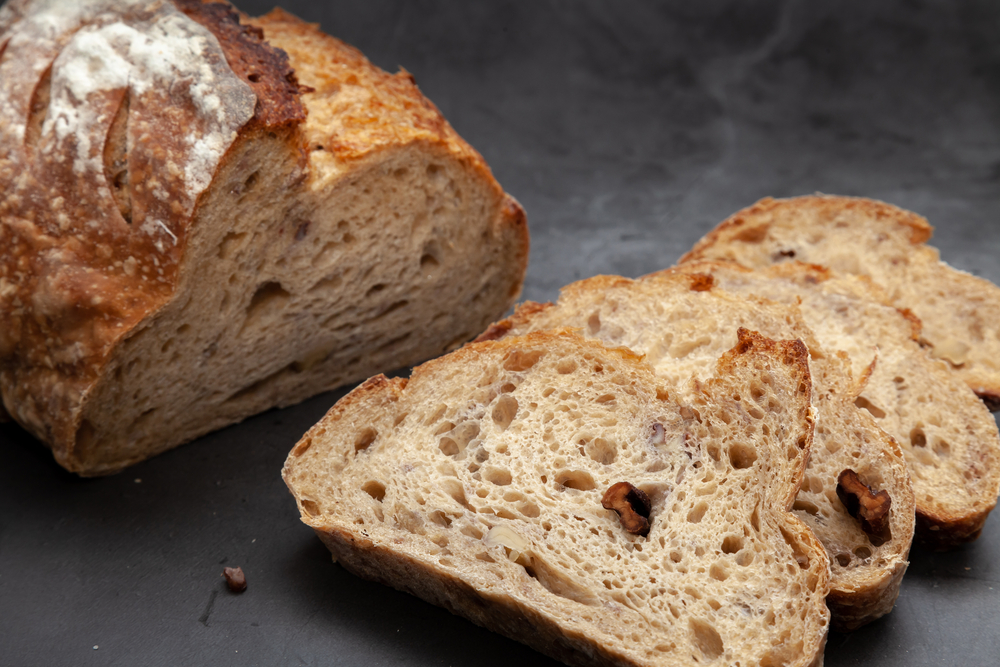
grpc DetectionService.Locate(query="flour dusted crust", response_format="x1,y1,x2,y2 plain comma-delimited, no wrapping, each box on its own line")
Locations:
284,330,830,667
0,1,528,474
681,195,1000,407
480,269,914,630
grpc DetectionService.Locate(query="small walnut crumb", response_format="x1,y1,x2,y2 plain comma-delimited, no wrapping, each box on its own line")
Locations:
602,482,651,536
223,566,247,593
836,470,891,539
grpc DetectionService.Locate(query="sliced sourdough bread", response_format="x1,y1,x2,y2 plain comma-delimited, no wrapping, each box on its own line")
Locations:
0,2,527,475
680,195,1000,407
481,271,914,630
284,329,830,667
675,260,1000,548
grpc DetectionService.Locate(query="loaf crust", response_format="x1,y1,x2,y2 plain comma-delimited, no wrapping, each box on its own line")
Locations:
681,195,1000,407
0,1,528,474
284,330,830,666
480,269,915,630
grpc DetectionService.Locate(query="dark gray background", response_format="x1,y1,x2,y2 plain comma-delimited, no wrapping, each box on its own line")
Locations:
2,1,999,665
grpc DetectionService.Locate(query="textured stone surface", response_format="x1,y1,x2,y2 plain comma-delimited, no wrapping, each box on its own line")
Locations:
2,1,998,665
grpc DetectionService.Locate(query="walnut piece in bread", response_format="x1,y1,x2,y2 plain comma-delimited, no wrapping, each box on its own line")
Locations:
284,330,830,667
0,1,528,475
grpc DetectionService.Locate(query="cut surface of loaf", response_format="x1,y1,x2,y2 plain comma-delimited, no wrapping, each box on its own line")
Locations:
481,270,914,630
676,260,1000,548
681,195,1000,406
284,330,830,667
0,1,528,475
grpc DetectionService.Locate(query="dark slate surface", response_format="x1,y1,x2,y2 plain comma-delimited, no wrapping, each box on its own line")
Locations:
2,1,999,665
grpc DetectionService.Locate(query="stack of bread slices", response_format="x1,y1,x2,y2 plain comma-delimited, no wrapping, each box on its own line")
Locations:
285,195,1000,667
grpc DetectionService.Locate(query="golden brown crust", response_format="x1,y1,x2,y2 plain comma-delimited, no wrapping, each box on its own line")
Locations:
314,527,635,667
681,195,935,266
252,8,490,174
474,301,554,343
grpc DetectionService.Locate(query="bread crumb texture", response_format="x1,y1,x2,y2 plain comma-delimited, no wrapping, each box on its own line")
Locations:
284,330,830,667
488,268,914,629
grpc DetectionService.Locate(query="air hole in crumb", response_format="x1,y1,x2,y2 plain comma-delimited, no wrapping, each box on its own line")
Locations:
721,535,743,554
354,428,377,452
910,427,926,447
484,468,512,486
420,252,440,270
555,470,596,491
556,358,578,374
491,395,518,431
242,171,259,193
366,283,387,297
362,481,386,501
587,313,601,334
854,546,872,560
934,439,950,457
244,281,290,329
503,349,545,371
792,499,819,515
439,437,459,456
687,502,708,523
855,395,886,419
584,438,617,465
429,510,452,527
690,619,724,661
728,443,757,469
709,563,729,581
301,499,320,516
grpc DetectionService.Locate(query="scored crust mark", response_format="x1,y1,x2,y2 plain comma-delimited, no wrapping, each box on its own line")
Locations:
837,470,892,545
23,63,52,149
103,88,132,225
602,482,652,536
175,0,307,130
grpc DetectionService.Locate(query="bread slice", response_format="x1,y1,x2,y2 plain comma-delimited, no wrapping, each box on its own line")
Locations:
681,195,1000,407
284,329,830,667
676,260,1000,548
481,271,914,630
0,2,527,475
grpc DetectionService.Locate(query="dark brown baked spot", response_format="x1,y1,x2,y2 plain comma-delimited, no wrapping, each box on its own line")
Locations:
687,273,714,292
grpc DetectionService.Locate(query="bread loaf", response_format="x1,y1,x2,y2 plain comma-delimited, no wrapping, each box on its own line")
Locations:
675,260,1000,548
0,1,528,475
480,270,914,630
681,195,1000,407
283,329,830,667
